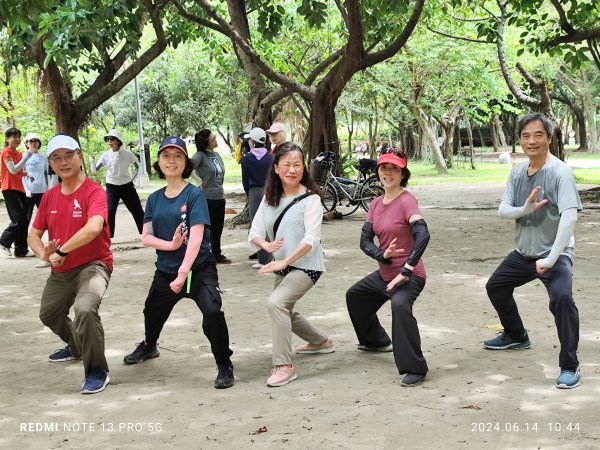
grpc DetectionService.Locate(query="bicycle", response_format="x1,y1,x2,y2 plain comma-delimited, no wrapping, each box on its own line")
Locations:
313,151,384,216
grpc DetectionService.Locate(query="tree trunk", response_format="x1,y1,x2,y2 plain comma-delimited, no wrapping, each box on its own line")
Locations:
494,114,508,149
413,106,447,173
464,114,475,169
490,120,500,152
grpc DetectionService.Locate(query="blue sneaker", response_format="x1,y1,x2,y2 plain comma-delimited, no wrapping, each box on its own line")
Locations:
483,332,530,350
556,367,580,389
81,367,110,394
49,345,80,362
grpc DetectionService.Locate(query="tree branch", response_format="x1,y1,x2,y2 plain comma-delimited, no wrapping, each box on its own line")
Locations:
549,0,575,34
333,0,350,31
305,48,343,85
172,0,227,34
426,26,491,44
365,0,425,67
190,0,315,99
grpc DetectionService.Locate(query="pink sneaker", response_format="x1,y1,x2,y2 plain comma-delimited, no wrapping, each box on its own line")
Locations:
296,338,335,354
266,364,297,387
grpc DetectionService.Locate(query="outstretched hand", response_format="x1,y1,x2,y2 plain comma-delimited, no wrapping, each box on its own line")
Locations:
171,223,188,250
43,239,60,261
263,238,284,254
383,238,404,260
526,186,548,210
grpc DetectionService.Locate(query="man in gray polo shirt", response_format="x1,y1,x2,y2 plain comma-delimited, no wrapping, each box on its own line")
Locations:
483,113,582,389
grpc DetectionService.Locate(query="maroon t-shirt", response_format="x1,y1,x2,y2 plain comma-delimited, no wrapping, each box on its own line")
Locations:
33,178,113,273
367,191,427,281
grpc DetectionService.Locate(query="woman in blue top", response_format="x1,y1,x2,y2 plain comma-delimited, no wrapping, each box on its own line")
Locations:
249,142,335,387
22,133,48,224
123,136,234,389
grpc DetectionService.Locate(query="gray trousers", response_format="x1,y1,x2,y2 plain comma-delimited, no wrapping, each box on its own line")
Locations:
39,261,111,375
268,270,328,365
248,186,272,265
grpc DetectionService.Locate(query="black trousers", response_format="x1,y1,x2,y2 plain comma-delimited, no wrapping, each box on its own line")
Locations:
0,189,29,256
106,182,144,238
346,270,428,375
142,257,233,366
206,198,226,258
486,250,579,369
26,193,44,225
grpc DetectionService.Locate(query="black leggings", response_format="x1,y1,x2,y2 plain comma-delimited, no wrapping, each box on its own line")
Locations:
106,182,144,238
206,198,226,258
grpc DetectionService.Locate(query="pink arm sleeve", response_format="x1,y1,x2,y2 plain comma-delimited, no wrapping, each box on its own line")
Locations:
178,223,204,274
142,222,174,251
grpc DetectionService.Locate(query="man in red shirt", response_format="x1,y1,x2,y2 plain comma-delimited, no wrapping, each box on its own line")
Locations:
28,134,113,394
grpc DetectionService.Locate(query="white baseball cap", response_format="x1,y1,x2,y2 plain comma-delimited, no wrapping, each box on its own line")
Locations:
47,134,80,156
104,129,123,143
266,122,286,134
25,133,41,142
244,127,266,144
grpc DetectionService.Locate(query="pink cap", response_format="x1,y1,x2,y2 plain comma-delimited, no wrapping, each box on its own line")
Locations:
377,151,407,169
266,122,287,134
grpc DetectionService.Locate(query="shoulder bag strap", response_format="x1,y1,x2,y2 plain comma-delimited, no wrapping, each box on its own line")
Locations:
273,193,312,236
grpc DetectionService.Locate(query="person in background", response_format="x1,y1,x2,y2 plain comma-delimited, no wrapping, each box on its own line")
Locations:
28,134,113,394
90,129,144,238
346,148,431,387
191,129,231,264
123,136,234,389
22,133,49,224
482,113,583,389
265,122,287,155
249,142,334,387
241,127,273,269
1,127,32,257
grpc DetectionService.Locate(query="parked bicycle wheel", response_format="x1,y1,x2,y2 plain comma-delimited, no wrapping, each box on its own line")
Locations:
360,176,384,212
333,179,361,216
321,182,337,212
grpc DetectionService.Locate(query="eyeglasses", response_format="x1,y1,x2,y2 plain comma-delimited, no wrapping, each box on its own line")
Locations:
380,148,407,159
49,152,78,163
27,140,41,145
159,152,185,161
104,137,117,142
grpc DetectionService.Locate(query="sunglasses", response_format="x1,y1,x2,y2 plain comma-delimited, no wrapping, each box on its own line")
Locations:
104,137,118,142
380,148,407,159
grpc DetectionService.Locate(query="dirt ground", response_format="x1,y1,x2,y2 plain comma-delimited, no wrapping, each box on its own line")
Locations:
1,181,599,450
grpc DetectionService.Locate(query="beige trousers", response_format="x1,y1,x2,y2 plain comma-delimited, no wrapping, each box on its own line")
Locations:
268,270,327,365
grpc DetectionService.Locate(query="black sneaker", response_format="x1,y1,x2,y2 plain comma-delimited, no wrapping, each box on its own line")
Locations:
248,252,258,260
123,342,160,365
214,364,234,389
215,255,232,264
400,373,426,387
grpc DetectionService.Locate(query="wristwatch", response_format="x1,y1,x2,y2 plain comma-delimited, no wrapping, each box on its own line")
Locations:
55,247,69,257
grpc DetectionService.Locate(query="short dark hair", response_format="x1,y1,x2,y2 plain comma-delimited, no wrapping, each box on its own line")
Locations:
5,127,21,139
518,113,554,138
264,142,321,207
153,157,195,179
377,165,411,187
194,129,212,153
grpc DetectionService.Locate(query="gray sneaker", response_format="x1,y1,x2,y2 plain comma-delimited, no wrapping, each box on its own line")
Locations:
483,332,530,350
357,344,393,352
1,245,12,257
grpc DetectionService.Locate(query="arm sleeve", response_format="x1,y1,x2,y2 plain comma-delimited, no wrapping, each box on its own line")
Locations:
141,222,175,251
536,208,578,268
299,195,322,249
498,200,537,220
177,223,204,274
400,218,431,276
5,151,32,174
359,221,392,263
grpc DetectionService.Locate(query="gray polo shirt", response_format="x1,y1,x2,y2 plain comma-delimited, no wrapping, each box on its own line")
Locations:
501,156,582,260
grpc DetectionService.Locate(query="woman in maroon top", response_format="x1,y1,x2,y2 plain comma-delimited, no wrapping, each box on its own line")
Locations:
346,149,431,387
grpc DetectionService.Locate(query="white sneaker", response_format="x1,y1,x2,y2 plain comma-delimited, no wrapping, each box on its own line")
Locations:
1,245,12,257
35,260,51,268
252,263,264,269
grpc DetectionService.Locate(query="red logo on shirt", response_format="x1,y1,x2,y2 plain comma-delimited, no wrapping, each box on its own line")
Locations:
180,204,187,213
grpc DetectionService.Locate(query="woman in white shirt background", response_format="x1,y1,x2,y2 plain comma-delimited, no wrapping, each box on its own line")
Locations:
91,129,144,238
22,133,48,225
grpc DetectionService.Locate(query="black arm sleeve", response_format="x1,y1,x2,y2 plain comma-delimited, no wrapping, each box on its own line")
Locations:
400,219,430,276
359,222,392,264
